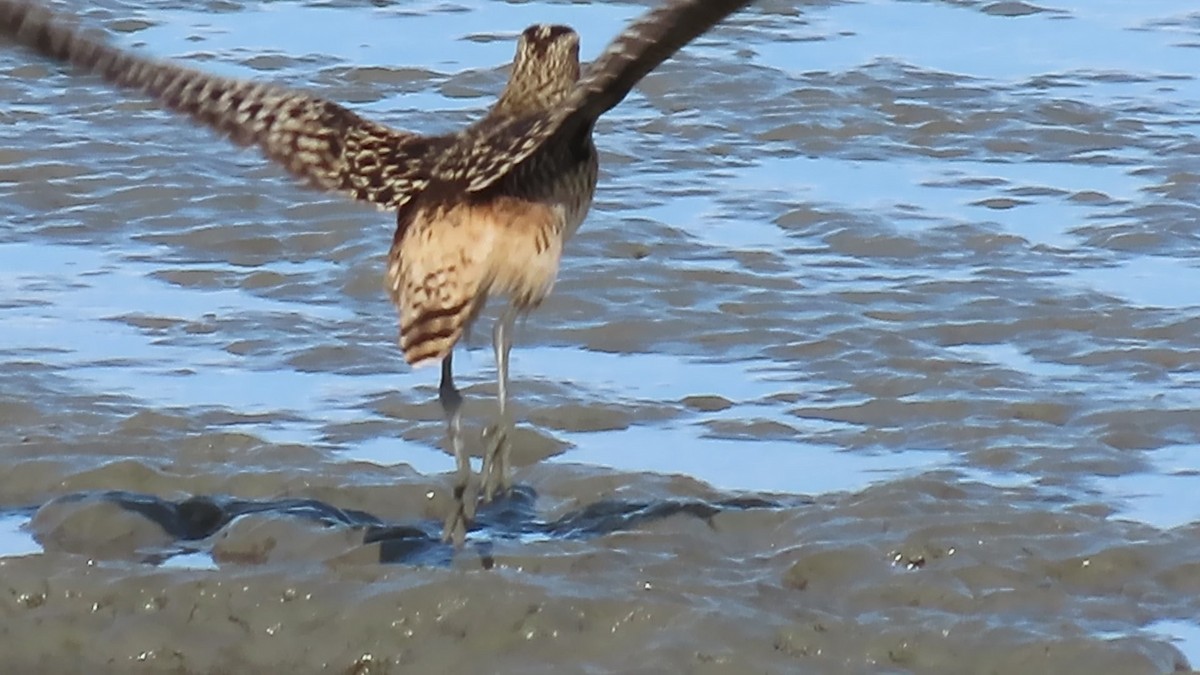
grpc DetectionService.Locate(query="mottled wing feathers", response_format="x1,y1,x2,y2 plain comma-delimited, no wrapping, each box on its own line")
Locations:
0,0,432,210
445,0,754,194
431,113,551,190
573,0,753,126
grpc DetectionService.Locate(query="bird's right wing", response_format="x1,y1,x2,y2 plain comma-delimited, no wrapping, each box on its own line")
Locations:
443,0,756,194
568,0,755,128
0,0,438,211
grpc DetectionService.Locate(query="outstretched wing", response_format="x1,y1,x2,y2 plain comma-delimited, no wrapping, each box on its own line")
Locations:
445,0,755,193
0,0,437,210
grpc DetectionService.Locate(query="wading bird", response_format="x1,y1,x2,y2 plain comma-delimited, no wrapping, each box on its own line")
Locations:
0,0,756,544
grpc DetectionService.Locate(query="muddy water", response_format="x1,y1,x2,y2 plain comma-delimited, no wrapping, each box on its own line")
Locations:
2,0,1200,672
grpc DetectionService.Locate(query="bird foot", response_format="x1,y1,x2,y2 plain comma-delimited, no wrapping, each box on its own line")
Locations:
441,472,478,546
480,422,513,503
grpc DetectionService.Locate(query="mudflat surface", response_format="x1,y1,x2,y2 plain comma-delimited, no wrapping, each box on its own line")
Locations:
1,0,1199,673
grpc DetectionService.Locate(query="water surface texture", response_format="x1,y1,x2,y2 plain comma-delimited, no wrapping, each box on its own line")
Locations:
2,0,1200,672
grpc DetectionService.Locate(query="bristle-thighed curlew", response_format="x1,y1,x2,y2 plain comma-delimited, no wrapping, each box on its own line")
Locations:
0,0,758,545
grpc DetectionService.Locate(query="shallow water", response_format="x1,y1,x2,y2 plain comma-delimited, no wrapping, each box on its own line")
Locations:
2,0,1200,672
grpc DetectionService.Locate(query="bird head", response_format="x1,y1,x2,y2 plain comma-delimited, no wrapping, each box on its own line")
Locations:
493,24,581,116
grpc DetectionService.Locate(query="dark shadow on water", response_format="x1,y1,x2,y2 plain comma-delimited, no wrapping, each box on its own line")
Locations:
548,494,781,539
17,486,788,567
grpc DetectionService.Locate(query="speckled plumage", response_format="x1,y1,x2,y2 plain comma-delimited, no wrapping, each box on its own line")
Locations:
0,2,442,210
386,23,598,367
0,0,752,365
0,0,756,542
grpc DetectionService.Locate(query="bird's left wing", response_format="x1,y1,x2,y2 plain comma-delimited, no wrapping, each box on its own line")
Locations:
0,0,441,211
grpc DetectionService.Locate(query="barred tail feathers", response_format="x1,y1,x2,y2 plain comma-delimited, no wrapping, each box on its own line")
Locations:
389,206,493,367
387,198,564,367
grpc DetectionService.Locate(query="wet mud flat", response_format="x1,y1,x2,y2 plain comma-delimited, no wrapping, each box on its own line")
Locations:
1,390,1197,672
3,0,1200,672
1,450,1195,673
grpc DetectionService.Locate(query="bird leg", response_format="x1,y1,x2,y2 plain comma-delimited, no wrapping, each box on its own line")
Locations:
481,305,517,501
439,353,476,545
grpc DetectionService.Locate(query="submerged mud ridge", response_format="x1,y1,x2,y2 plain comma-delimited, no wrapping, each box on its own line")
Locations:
3,0,1200,672
24,485,781,566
